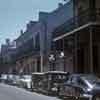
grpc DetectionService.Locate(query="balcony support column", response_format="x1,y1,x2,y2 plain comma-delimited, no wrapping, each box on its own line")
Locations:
40,54,43,72
74,33,78,73
62,38,66,72
34,59,37,72
89,26,93,73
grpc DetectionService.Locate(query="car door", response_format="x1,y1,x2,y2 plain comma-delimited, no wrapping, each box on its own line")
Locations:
67,76,82,97
59,76,77,97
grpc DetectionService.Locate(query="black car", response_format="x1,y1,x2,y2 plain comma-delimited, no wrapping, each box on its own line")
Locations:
58,74,100,100
31,71,69,96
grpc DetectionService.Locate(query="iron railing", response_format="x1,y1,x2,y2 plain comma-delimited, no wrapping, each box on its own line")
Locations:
53,9,100,38
15,39,40,60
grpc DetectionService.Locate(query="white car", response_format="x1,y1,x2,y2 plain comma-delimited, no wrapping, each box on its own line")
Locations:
0,74,20,85
0,74,8,83
17,75,32,90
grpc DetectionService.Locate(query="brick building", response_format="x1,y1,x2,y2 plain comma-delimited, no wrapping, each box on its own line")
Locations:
0,39,16,74
52,0,100,75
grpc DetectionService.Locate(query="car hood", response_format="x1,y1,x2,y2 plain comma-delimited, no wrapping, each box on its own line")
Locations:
86,85,100,94
18,78,31,82
92,85,100,93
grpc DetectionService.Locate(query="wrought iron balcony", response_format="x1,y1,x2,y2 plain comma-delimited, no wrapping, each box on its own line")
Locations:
53,9,100,38
16,39,40,60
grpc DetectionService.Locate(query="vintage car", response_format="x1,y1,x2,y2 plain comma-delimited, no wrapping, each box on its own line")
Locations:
58,74,100,100
0,74,19,85
0,74,8,83
42,71,70,96
32,71,70,96
31,72,44,92
6,74,20,86
16,75,32,90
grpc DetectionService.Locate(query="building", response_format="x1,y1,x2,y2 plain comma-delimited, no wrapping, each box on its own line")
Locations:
45,1,74,71
15,0,100,75
15,21,39,74
15,12,49,74
15,1,76,73
15,1,78,73
52,0,100,75
0,39,16,74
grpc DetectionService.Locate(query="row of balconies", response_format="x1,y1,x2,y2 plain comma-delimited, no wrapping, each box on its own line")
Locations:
16,38,40,60
53,8,100,38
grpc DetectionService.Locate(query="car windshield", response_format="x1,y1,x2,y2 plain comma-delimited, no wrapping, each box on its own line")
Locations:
82,75,100,85
22,75,31,79
1,74,8,79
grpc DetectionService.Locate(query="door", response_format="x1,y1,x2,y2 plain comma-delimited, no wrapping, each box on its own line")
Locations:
93,45,99,74
77,48,84,73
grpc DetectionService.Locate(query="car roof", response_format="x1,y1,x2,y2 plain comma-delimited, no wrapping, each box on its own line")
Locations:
69,74,96,77
44,71,69,75
32,72,44,75
70,74,95,76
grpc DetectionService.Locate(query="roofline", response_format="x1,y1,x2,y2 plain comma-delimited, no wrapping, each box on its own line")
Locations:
50,0,72,14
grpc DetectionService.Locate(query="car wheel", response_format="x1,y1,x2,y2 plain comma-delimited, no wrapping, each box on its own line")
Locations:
92,94,100,100
69,87,80,97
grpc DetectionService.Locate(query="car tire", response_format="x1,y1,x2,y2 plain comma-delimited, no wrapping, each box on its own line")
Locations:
77,97,89,100
63,96,76,100
92,94,100,100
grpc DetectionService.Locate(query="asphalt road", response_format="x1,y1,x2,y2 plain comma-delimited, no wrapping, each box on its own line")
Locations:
0,83,60,100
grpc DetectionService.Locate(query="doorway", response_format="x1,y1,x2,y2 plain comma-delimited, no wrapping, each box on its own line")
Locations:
93,45,99,74
77,47,84,73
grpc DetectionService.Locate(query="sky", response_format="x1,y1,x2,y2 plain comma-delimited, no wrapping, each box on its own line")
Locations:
0,0,67,46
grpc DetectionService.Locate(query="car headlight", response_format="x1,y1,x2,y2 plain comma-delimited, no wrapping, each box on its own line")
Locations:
82,93,92,98
13,81,17,83
51,87,58,91
87,88,92,92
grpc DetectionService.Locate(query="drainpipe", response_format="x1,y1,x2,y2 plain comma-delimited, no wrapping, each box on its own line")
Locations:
89,26,93,73
74,33,78,73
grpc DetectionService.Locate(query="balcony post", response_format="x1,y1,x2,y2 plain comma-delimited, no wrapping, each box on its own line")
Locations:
40,54,43,72
74,33,78,73
62,38,66,71
89,26,93,73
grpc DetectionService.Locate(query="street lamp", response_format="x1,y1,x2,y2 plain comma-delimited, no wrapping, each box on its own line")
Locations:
48,54,55,71
59,51,66,71
60,51,64,58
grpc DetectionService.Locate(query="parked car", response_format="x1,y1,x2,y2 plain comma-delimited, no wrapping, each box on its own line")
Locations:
42,71,69,96
58,74,100,100
32,71,70,96
7,74,20,86
32,72,45,92
16,75,32,90
0,74,8,83
0,74,20,86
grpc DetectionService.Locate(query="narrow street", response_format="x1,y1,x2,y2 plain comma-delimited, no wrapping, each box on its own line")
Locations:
0,83,61,100
0,0,100,100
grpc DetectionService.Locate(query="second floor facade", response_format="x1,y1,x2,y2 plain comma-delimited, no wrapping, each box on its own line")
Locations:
53,0,100,40
15,0,100,61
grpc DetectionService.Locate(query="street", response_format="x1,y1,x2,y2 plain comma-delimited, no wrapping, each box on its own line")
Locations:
0,0,100,100
0,83,61,100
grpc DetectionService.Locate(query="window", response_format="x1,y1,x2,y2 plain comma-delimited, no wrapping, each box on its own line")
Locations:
71,77,78,84
77,78,87,88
